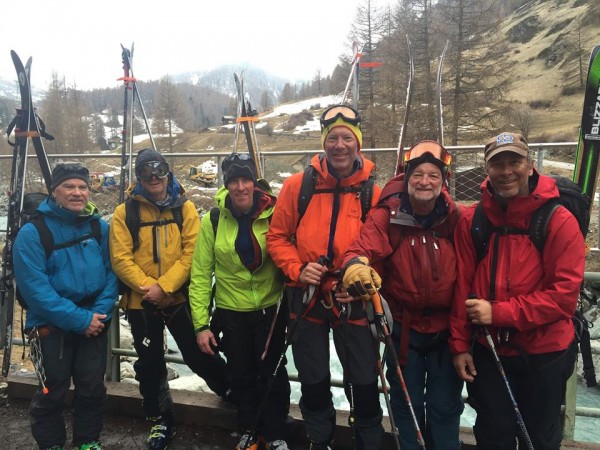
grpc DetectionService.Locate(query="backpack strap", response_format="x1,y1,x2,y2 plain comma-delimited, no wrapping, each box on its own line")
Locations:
125,199,141,252
297,165,374,228
30,215,54,260
31,215,102,259
125,199,184,253
210,207,220,236
529,199,560,253
359,176,375,222
470,202,528,301
470,202,492,263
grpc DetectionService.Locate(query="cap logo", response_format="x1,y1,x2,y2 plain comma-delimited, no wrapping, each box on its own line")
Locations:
497,133,514,145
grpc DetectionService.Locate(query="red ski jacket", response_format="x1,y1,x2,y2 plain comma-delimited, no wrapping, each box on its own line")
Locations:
449,170,585,356
343,174,460,362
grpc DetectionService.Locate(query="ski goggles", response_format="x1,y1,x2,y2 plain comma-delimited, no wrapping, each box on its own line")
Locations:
136,161,170,181
404,141,452,166
319,105,361,129
223,153,253,163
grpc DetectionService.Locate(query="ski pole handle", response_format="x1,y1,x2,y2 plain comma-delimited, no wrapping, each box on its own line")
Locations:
371,290,385,316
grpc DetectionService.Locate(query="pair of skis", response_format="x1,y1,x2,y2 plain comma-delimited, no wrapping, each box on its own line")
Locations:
342,41,364,110
233,72,263,178
1,51,54,377
573,45,600,202
117,43,156,203
394,38,449,176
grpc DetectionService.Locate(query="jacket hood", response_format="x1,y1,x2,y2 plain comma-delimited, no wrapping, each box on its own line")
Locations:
127,173,188,208
39,197,101,223
481,168,559,227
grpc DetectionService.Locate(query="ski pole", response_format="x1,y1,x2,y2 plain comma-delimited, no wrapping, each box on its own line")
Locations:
239,255,331,449
481,325,534,449
372,337,401,450
260,298,281,361
371,291,425,449
467,295,534,450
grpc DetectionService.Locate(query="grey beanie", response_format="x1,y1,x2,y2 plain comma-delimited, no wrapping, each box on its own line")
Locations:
51,163,90,190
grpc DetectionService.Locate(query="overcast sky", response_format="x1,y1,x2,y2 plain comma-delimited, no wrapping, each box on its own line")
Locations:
1,0,391,91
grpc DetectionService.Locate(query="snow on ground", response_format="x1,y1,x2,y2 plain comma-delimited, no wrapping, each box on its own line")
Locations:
261,94,341,119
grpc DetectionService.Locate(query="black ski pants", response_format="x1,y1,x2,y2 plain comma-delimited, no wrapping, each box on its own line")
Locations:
215,302,291,442
30,324,109,449
128,302,229,417
467,340,577,450
288,287,383,449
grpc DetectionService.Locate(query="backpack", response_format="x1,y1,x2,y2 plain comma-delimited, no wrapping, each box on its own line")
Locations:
470,174,596,387
119,199,185,296
124,198,184,252
297,164,375,227
16,192,102,309
471,175,590,262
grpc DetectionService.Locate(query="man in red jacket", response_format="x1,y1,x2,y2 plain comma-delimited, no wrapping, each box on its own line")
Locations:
449,132,584,450
342,141,463,450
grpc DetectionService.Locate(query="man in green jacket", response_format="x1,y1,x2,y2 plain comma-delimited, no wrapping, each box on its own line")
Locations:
189,153,291,450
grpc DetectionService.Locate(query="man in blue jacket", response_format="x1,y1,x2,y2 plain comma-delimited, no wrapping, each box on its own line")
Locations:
14,162,118,450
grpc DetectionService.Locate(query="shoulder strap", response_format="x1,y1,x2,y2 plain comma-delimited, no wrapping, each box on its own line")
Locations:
529,199,560,253
210,207,220,236
125,199,184,252
32,216,102,259
124,199,141,252
297,165,319,227
470,202,492,262
171,205,184,233
297,166,374,227
360,176,375,222
30,215,54,260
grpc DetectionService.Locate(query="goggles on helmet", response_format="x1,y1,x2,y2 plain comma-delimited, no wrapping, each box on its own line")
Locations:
136,161,170,181
404,141,452,166
320,105,361,130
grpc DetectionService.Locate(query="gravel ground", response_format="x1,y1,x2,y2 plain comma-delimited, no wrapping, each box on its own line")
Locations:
0,381,238,450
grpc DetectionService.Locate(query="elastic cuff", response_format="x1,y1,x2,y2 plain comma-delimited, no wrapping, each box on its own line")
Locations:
195,325,209,334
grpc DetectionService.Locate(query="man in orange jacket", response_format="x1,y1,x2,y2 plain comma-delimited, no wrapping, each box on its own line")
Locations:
267,105,382,449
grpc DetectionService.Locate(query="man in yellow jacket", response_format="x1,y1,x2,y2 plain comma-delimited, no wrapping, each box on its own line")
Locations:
109,149,230,450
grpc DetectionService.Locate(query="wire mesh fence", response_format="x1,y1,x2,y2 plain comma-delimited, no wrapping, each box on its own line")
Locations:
0,142,595,246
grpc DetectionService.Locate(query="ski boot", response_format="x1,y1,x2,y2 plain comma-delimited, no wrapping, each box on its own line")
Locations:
236,432,260,450
147,414,176,450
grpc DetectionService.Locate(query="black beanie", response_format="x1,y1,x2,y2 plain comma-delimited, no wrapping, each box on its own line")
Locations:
51,163,90,190
135,148,167,178
222,155,258,186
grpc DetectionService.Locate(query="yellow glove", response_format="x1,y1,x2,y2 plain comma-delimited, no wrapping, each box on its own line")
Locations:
342,256,382,301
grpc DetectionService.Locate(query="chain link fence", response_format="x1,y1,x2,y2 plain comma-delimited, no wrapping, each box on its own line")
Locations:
1,142,596,247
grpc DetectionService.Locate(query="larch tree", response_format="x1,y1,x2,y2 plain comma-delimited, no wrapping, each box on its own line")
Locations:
437,0,512,144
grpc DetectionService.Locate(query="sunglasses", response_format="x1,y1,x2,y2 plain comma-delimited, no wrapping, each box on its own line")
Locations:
137,161,170,181
320,105,361,129
404,141,452,166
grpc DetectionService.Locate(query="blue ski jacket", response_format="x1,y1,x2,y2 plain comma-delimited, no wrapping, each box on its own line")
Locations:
13,198,118,334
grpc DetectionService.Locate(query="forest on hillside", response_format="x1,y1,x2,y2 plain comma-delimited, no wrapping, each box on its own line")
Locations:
0,0,597,155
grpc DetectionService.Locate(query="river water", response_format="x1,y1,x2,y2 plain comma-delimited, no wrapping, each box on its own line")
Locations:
169,336,600,445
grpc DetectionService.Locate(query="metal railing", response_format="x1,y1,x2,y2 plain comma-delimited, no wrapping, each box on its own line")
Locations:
1,142,598,441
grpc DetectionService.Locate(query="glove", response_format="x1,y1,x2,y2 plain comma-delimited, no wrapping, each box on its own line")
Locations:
342,256,382,301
